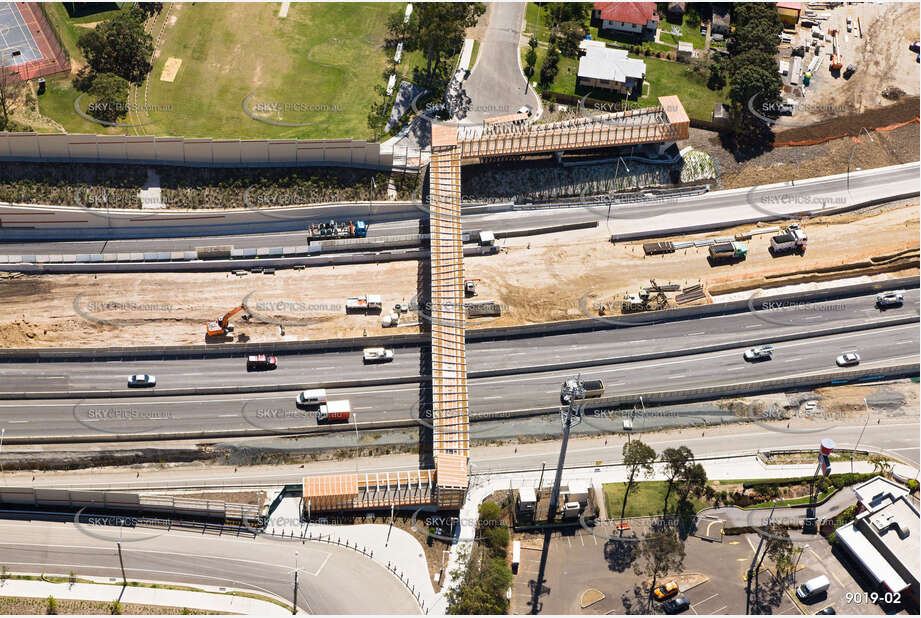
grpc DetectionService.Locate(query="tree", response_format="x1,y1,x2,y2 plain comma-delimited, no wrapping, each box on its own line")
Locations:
529,35,538,51
0,53,24,131
446,549,513,614
539,46,560,88
660,446,693,513
137,2,163,17
553,20,586,58
46,595,58,615
396,3,486,85
541,2,591,28
620,440,656,522
525,47,537,79
633,527,685,611
109,599,122,615
87,73,129,123
678,462,708,506
76,6,153,84
708,53,726,90
869,454,893,478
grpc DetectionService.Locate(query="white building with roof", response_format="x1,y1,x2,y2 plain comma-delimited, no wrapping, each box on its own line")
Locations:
577,40,646,96
835,476,919,607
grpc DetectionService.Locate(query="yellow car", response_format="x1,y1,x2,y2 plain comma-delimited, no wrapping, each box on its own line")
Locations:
653,582,680,601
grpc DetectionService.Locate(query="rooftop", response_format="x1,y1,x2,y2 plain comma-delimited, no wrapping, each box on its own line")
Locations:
578,40,646,83
854,475,911,513
593,2,657,26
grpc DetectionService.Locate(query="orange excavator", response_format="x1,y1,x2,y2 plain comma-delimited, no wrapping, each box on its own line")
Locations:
829,28,843,71
206,305,250,338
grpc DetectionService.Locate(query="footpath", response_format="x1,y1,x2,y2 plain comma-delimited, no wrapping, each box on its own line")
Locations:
0,576,291,615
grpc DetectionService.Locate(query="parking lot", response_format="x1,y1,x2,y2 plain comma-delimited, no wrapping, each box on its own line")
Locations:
787,540,896,616
508,523,807,615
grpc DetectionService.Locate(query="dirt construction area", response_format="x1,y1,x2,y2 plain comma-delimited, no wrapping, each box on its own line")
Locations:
795,3,920,122
0,200,917,348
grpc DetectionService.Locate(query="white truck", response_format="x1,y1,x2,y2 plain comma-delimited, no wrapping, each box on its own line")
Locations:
770,223,808,254
345,294,382,314
363,347,394,363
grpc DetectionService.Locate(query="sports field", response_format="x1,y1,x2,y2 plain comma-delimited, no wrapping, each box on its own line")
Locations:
143,2,402,139
39,2,406,139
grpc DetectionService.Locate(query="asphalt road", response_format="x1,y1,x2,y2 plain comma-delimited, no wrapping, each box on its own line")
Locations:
0,518,419,614
457,2,539,124
2,290,916,394
1,322,916,439
2,162,917,252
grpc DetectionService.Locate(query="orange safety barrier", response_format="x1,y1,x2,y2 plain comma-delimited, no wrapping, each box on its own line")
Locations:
876,117,920,132
771,118,920,148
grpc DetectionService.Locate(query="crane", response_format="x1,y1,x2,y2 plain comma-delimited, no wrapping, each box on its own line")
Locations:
206,305,250,338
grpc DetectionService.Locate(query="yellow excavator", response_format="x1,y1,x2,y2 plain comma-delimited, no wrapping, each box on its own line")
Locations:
206,305,250,338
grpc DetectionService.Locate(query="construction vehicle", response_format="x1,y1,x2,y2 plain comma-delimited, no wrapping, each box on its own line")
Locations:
621,280,669,313
345,295,382,314
317,400,351,423
843,63,857,78
307,219,367,241
770,223,808,254
466,300,501,318
829,28,842,71
709,241,747,262
464,279,479,297
206,305,250,338
560,378,604,404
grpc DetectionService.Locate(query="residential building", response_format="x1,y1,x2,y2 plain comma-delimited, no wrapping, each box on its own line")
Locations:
592,2,658,39
577,40,646,96
835,476,919,607
711,3,731,35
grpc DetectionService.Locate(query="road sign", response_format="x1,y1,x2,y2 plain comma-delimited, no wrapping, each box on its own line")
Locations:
819,453,831,476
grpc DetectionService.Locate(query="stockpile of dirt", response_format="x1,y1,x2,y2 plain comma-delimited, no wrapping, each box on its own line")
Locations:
773,97,920,144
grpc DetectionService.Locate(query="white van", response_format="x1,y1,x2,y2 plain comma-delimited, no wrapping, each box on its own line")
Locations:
796,575,830,601
511,540,521,574
297,388,327,408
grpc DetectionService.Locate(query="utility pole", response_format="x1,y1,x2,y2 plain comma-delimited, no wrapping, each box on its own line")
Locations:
852,399,871,474
116,542,127,586
292,551,299,615
0,427,5,474
746,500,776,614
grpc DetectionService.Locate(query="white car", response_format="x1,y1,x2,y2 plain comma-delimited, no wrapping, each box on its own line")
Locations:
743,345,774,361
128,374,156,387
876,291,904,308
363,347,395,363
517,105,532,117
836,352,860,367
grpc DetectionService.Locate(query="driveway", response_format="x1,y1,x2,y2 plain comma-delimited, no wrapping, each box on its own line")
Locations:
456,2,539,124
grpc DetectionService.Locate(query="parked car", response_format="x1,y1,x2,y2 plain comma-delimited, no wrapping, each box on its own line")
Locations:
653,581,679,600
128,374,156,388
744,345,774,361
796,575,830,601
246,354,277,371
663,595,691,614
835,352,860,367
815,607,836,615
876,291,904,308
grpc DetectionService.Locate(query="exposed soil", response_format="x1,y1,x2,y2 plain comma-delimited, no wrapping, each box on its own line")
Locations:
0,596,218,615
1,203,916,348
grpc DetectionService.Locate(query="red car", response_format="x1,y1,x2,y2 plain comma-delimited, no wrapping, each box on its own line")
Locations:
246,355,277,371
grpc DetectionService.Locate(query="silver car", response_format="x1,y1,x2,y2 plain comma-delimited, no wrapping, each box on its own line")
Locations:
835,352,860,367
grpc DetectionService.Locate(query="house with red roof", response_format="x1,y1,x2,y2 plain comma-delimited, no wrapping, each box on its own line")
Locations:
592,2,659,39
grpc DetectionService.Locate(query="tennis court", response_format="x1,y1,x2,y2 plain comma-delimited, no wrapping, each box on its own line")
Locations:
0,2,43,67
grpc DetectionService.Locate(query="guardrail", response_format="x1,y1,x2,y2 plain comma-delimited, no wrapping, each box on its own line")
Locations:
0,274,915,362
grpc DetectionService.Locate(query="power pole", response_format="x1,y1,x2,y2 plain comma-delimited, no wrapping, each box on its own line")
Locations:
116,542,127,586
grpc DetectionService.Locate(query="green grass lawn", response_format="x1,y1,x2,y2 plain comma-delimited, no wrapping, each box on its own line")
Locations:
40,3,407,140
603,481,709,518
524,3,552,40
658,13,707,49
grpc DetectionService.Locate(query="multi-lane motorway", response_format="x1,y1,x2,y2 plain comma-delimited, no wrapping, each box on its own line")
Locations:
1,292,916,439
2,162,918,251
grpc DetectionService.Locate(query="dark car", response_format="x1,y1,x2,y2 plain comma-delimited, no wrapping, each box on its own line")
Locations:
663,595,691,614
816,607,836,615
246,355,277,371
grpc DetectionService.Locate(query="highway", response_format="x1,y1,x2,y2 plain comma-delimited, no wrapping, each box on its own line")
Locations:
1,321,916,439
0,519,420,614
1,162,918,249
2,290,916,394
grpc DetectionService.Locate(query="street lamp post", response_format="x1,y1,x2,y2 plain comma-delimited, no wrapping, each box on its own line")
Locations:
852,399,871,474
792,544,809,587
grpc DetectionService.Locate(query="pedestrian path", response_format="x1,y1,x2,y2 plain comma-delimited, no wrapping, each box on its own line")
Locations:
0,577,290,615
